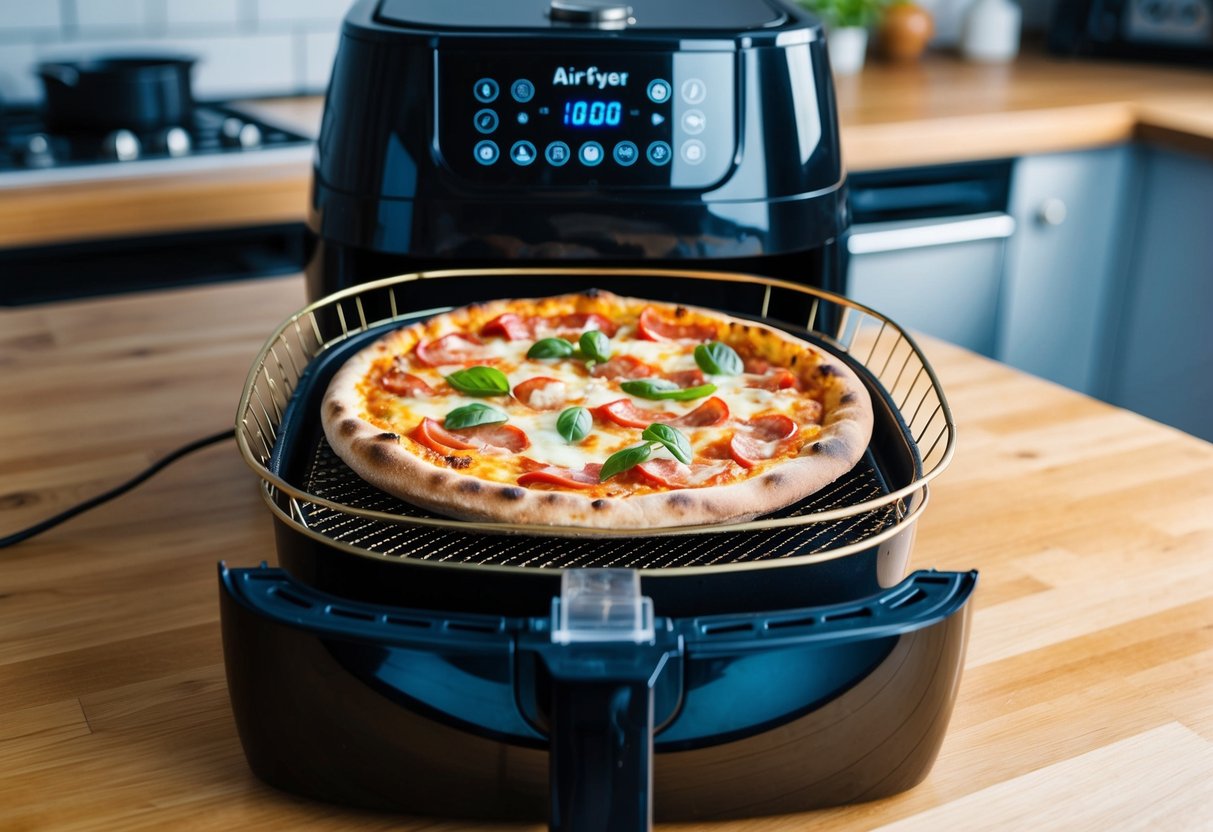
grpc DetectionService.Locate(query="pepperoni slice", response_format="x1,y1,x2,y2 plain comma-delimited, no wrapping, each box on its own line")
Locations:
589,355,655,380
664,368,706,389
480,313,533,341
745,370,799,391
634,459,733,488
461,423,531,453
671,396,729,427
593,399,676,428
550,312,618,338
517,463,603,489
378,369,435,397
410,418,480,453
414,333,486,366
513,376,568,410
637,306,719,342
727,415,800,468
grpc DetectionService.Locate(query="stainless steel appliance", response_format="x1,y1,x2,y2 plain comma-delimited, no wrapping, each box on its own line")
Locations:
1049,0,1213,64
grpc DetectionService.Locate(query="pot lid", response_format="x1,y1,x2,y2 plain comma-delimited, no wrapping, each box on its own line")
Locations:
375,0,789,31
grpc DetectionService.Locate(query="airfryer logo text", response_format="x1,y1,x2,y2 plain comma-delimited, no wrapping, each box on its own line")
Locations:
551,66,630,89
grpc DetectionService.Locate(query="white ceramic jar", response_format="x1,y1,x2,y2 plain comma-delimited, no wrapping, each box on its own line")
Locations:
960,0,1021,62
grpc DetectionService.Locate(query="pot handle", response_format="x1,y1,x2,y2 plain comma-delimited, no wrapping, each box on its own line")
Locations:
39,64,80,87
529,570,682,832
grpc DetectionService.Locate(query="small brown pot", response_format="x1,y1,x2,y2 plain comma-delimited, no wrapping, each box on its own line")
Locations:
878,3,934,61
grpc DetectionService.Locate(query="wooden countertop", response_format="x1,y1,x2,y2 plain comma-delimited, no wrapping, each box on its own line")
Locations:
2,275,1212,830
3,50,1212,250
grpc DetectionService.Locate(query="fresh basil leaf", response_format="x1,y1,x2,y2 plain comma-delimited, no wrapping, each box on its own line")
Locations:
599,442,652,482
444,402,508,430
694,341,744,376
444,365,510,396
556,406,592,443
620,379,717,401
579,330,612,363
527,337,575,359
642,423,692,464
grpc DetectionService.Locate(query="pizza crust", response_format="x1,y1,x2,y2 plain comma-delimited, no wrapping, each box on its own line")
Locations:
320,291,874,533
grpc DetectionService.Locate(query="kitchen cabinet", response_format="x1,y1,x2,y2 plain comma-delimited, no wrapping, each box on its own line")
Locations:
999,146,1135,395
1101,147,1213,443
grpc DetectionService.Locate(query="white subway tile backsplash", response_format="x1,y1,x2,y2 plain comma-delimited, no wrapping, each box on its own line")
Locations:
302,29,338,92
257,0,350,25
0,42,39,102
0,2,61,33
75,0,147,34
164,0,242,29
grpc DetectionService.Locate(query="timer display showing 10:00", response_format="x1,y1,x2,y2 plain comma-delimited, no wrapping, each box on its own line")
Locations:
562,100,624,128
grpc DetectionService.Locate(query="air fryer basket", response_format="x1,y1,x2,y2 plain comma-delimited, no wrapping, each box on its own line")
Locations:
226,268,970,827
236,268,953,614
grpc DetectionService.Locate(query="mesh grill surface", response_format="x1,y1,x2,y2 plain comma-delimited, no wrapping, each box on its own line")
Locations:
296,439,900,569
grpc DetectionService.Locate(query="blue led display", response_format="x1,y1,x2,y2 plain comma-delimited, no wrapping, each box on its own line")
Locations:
563,100,624,128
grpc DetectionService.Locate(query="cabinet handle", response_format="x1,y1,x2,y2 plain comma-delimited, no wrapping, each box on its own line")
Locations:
847,212,1015,255
1036,198,1068,227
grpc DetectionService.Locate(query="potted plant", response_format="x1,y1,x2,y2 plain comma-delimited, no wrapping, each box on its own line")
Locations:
796,0,888,75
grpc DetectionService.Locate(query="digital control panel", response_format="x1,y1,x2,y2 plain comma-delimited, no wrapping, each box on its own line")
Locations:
437,51,735,189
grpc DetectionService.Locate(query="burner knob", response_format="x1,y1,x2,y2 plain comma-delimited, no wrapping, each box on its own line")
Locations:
22,133,56,168
159,126,192,157
102,129,141,162
220,118,262,149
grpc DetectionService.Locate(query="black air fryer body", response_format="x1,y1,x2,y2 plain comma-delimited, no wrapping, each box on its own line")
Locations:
307,0,847,300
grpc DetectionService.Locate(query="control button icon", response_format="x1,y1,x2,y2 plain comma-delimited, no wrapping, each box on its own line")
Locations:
545,141,571,167
651,113,665,126
579,141,605,167
473,78,499,103
511,79,535,103
681,78,706,104
474,140,500,166
613,141,639,166
473,109,499,134
681,109,706,135
647,79,671,104
646,140,672,166
510,140,537,166
681,139,706,165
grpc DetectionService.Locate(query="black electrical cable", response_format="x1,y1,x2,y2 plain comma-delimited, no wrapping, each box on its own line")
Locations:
0,429,235,550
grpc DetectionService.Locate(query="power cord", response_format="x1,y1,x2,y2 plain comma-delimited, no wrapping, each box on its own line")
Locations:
0,429,235,549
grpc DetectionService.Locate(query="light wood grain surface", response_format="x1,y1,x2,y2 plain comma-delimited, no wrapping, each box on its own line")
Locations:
3,50,1213,249
2,275,1211,830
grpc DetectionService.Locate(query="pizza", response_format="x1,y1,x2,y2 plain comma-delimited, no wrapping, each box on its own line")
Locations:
320,290,873,531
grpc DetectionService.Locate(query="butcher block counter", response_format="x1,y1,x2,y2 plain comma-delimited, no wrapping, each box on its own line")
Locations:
2,275,1212,830
3,50,1213,249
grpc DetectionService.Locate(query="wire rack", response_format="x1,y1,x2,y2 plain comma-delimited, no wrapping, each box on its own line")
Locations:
236,268,955,567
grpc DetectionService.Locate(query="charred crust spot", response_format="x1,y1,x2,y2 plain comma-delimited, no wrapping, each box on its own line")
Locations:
499,487,525,501
328,400,345,416
457,479,482,493
790,355,799,366
667,493,692,509
583,288,601,299
366,443,393,465
818,364,839,378
339,419,360,437
544,493,561,503
429,472,446,486
377,432,399,441
764,472,783,487
591,499,608,511
674,306,688,318
841,392,856,405
445,455,472,469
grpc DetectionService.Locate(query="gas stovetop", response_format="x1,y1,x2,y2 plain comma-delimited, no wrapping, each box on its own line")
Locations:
0,102,313,188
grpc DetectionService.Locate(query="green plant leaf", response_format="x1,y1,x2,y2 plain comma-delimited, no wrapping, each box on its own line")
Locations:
443,402,508,430
599,442,653,482
694,341,744,376
556,406,592,443
579,330,612,363
620,379,718,401
642,423,692,464
527,337,575,359
445,365,510,396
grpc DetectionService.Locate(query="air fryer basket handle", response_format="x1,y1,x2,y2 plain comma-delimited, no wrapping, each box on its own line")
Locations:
539,644,678,832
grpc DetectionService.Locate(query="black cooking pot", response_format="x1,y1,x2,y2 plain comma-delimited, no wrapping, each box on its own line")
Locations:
37,56,196,131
